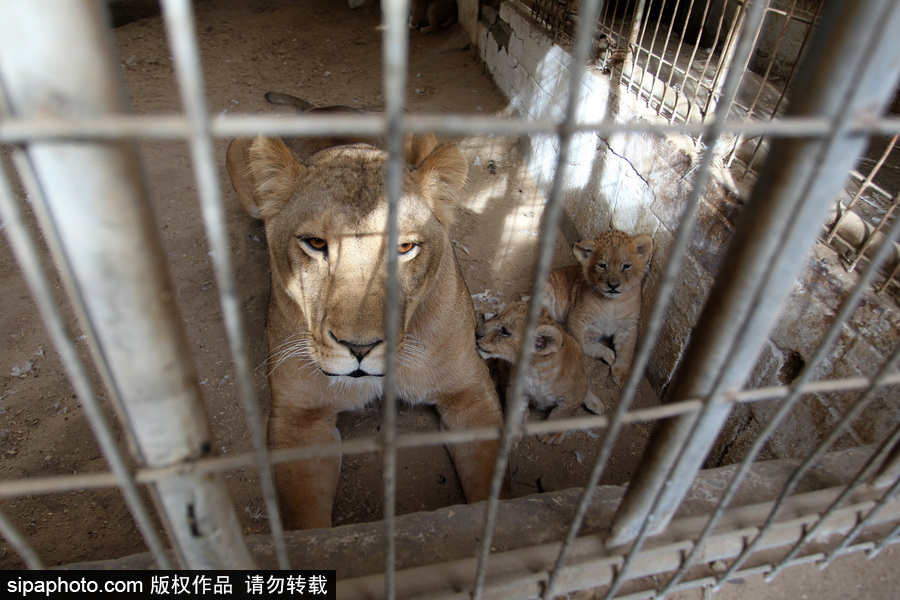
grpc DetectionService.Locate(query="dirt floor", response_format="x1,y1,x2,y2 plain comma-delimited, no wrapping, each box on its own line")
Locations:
0,0,658,569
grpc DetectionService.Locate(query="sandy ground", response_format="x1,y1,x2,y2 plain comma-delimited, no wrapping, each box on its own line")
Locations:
0,0,656,569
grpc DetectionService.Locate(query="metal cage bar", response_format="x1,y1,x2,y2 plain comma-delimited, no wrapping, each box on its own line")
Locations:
542,0,769,594
379,0,413,596
826,139,899,249
724,0,802,167
767,417,900,581
655,185,900,597
604,0,766,550
716,340,900,588
159,0,290,570
741,0,823,175
473,1,610,597
0,0,253,569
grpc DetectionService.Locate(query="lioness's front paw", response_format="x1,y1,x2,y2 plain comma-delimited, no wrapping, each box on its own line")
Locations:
611,363,628,386
537,431,568,445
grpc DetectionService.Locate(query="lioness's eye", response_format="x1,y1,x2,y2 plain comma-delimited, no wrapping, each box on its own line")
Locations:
498,326,511,338
597,263,607,271
623,263,632,271
398,242,417,255
302,237,328,252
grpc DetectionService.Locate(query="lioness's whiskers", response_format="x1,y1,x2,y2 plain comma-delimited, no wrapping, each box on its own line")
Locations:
398,336,428,370
264,333,317,378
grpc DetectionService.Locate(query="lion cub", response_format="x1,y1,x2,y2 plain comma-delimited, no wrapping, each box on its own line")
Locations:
543,230,653,386
476,301,605,445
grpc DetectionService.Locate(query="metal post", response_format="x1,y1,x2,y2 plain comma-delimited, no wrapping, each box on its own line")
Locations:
381,0,411,596
159,0,289,569
475,1,609,598
622,0,649,88
725,0,799,167
608,0,900,547
0,0,253,568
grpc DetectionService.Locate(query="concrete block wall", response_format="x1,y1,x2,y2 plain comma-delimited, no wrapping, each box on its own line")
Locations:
465,1,900,465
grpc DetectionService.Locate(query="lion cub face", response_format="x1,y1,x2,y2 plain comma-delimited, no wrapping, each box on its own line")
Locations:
235,136,467,379
573,230,653,298
475,301,563,363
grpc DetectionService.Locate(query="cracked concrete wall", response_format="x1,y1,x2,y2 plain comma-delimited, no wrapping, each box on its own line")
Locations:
467,1,900,466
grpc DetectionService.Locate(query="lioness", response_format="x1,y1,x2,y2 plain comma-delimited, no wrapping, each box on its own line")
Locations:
226,105,506,530
543,230,653,386
476,301,604,445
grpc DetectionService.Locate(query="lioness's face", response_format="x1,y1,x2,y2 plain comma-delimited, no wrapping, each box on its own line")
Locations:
234,137,468,380
270,149,446,377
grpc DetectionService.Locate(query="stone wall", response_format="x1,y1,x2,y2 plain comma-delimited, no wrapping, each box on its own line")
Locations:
463,1,900,465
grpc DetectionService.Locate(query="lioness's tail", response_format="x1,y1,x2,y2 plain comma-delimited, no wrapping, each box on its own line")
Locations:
264,91,315,111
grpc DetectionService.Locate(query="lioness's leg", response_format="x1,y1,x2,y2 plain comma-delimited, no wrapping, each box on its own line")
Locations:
435,379,509,502
268,405,341,530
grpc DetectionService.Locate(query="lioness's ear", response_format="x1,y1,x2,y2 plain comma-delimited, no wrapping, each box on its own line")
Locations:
534,324,562,356
633,233,653,263
247,136,304,221
573,240,595,264
415,141,468,228
226,137,262,218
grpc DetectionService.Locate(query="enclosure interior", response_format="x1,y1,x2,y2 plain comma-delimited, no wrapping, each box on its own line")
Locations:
0,0,898,593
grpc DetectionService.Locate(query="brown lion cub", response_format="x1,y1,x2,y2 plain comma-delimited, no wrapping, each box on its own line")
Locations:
476,301,605,445
543,230,653,386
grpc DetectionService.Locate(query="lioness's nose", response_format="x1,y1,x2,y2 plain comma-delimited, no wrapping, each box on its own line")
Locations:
331,333,383,361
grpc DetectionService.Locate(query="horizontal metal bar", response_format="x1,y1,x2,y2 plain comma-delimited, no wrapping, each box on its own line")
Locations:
716,339,900,588
2,113,899,143
847,169,896,203
764,4,816,26
638,540,892,600
1,372,898,500
771,422,900,580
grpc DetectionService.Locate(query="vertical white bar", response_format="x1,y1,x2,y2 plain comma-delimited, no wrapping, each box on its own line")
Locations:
0,151,173,569
381,0,410,596
0,0,253,568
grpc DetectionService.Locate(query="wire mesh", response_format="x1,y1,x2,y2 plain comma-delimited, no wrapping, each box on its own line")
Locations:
520,0,900,295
